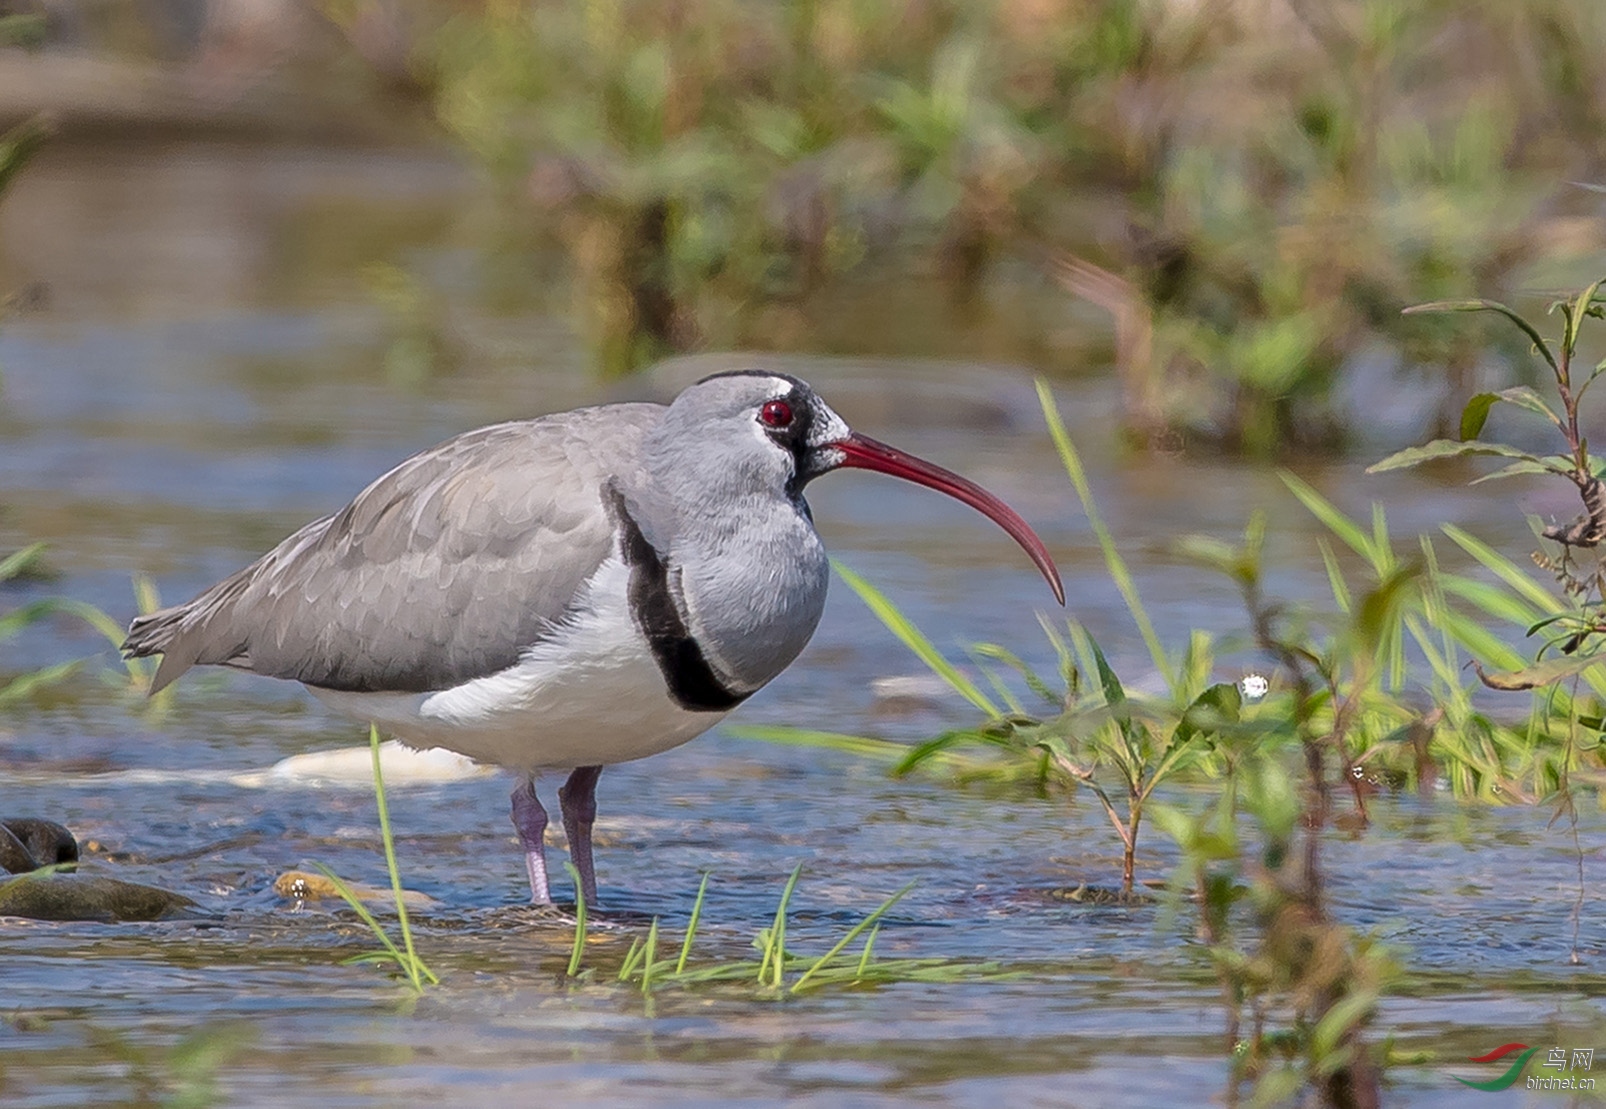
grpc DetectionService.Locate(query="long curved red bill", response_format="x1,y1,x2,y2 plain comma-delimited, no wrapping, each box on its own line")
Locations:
833,432,1065,605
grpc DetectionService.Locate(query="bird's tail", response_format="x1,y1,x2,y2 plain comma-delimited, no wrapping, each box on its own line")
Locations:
123,565,256,695
122,603,207,695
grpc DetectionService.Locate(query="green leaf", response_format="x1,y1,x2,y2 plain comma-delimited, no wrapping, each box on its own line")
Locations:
1472,652,1606,691
1459,393,1496,440
1468,458,1563,485
1086,633,1127,713
1172,683,1243,748
1490,385,1562,428
1565,278,1606,356
729,725,909,762
970,642,1062,708
0,660,81,705
790,881,916,993
0,542,48,583
893,729,985,775
1037,380,1170,684
833,561,999,717
1441,525,1565,614
1402,298,1557,373
1353,562,1421,653
0,115,50,200
1366,439,1558,475
1174,534,1256,585
0,599,57,642
1280,472,1371,557
1311,991,1376,1065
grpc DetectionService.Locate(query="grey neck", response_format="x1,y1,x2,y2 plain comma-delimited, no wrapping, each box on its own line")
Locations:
621,441,830,697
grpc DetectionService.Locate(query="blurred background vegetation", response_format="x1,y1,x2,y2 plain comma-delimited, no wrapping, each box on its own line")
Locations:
2,0,1604,456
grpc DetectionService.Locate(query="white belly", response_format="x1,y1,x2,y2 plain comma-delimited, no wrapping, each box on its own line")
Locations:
308,557,727,774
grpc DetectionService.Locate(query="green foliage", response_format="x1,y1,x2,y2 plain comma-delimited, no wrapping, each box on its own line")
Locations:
745,368,1606,1104
1371,278,1606,693
561,866,1003,996
0,548,155,706
405,1,1602,449
1155,764,1397,1104
82,1022,256,1109
0,112,49,393
0,114,48,204
314,725,439,994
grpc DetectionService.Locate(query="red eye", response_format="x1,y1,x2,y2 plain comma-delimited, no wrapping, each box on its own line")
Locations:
760,399,794,428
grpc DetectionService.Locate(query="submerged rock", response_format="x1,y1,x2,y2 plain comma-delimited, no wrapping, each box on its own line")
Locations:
0,825,36,874
4,819,79,867
0,820,200,922
273,869,438,910
0,818,79,874
0,872,200,922
1046,883,1156,906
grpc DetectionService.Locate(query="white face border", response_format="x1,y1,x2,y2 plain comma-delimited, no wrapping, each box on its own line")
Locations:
751,376,851,439
744,376,854,475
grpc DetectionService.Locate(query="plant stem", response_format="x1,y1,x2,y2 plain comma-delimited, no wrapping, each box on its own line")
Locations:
367,724,432,990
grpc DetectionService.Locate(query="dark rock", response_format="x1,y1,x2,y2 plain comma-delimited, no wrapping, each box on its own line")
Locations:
1,819,79,869
0,824,37,875
0,873,199,922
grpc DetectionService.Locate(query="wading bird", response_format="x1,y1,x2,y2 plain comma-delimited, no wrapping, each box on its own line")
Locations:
124,371,1063,905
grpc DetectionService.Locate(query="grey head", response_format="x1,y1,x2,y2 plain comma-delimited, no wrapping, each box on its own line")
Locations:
639,371,848,524
639,369,1063,604
616,369,1064,696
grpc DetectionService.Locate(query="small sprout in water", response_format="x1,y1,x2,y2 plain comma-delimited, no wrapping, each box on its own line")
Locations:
1240,673,1269,700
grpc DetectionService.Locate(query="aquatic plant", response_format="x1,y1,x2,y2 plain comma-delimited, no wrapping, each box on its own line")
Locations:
313,725,440,994
560,864,1004,997
0,548,155,706
743,369,1606,1104
1371,279,1606,678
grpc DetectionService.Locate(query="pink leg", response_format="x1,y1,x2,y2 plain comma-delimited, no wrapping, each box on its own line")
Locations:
558,766,603,908
510,778,552,904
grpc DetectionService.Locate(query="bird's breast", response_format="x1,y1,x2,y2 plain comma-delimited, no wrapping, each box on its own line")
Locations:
673,509,830,694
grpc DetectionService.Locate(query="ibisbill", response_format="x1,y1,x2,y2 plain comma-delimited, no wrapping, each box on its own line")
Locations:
123,371,1065,906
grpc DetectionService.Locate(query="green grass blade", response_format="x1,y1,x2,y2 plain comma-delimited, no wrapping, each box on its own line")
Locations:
309,863,409,976
640,918,661,995
1316,538,1352,613
617,936,645,982
1280,472,1372,558
564,861,589,978
833,561,1000,716
1441,525,1564,613
759,865,803,988
791,881,916,993
676,872,710,975
368,724,436,989
971,642,1063,708
0,660,82,706
727,725,910,762
1036,379,1170,684
0,542,47,583
855,923,881,977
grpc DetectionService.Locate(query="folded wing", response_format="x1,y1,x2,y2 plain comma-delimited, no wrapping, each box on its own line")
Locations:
124,404,663,694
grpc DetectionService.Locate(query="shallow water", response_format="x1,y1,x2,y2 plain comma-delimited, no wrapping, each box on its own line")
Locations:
2,140,1603,1107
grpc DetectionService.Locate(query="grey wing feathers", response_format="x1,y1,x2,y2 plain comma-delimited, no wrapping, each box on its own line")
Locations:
123,404,663,694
